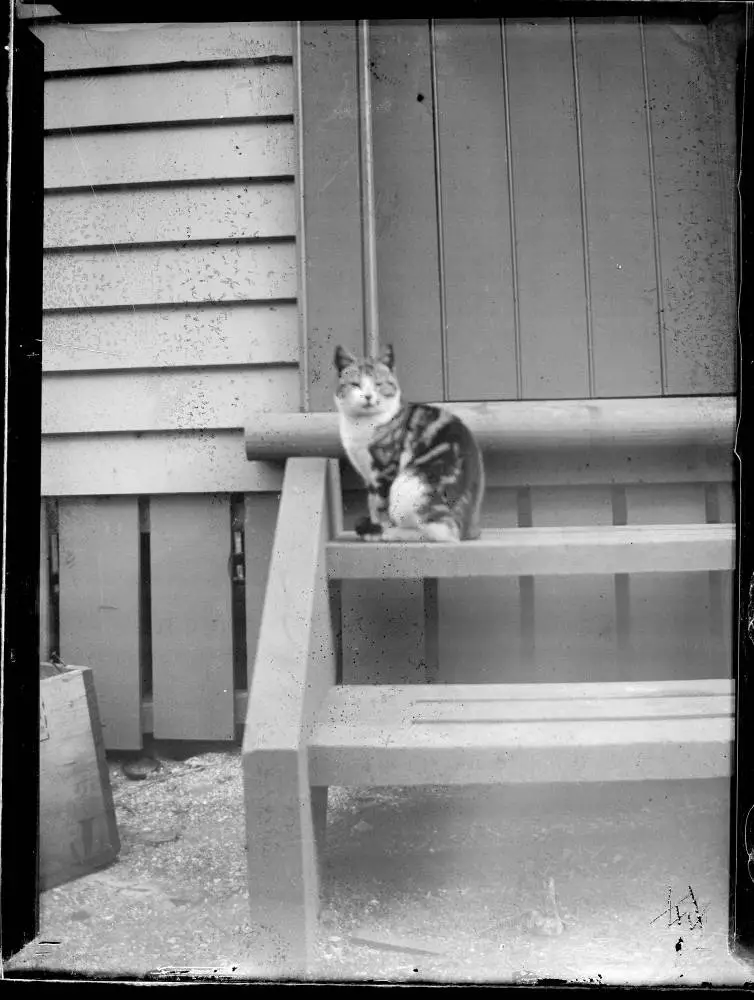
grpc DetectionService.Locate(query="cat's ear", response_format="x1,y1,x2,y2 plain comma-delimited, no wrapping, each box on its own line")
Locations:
334,345,358,372
378,344,395,371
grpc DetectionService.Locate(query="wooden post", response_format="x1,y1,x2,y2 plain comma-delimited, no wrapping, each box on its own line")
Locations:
243,459,336,974
39,501,50,662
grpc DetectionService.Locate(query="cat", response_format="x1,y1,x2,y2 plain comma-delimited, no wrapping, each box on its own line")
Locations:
334,344,485,542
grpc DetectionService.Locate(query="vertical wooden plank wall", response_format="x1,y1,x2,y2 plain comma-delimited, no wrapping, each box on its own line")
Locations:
370,20,444,403
575,18,662,397
298,21,363,413
57,499,141,750
149,496,234,740
433,20,518,401
303,18,737,403
300,17,737,688
37,22,297,746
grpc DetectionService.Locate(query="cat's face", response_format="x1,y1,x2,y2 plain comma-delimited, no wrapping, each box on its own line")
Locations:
333,344,402,423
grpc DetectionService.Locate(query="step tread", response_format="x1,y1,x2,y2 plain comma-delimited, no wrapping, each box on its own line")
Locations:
308,681,733,786
327,523,735,579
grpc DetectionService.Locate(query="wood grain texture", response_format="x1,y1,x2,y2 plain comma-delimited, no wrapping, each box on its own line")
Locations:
41,433,284,496
43,302,299,372
243,397,737,457
437,487,519,684
243,493,280,687
242,458,335,972
39,666,120,890
371,20,443,402
528,486,617,684
45,181,295,248
57,497,141,750
643,21,737,394
328,523,735,580
317,681,733,722
43,366,299,434
149,495,234,739
43,241,296,309
298,21,364,412
575,18,662,396
625,483,727,680
340,580,426,685
45,63,293,130
309,681,733,786
33,21,293,71
506,19,588,398
434,19,517,401
45,121,295,189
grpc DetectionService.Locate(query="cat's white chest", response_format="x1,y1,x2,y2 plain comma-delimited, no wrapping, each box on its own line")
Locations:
338,416,379,486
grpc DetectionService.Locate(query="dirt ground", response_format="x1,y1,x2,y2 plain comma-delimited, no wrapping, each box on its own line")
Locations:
4,741,753,986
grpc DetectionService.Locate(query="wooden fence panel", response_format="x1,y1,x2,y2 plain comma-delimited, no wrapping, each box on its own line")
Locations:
58,497,141,750
39,501,50,662
149,495,234,739
244,493,280,689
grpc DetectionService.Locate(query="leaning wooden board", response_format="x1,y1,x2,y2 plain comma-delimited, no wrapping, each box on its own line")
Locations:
39,663,120,891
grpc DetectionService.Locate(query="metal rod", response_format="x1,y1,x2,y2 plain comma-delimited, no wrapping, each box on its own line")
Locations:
570,19,596,399
357,19,380,357
639,18,669,395
429,19,450,402
500,19,523,400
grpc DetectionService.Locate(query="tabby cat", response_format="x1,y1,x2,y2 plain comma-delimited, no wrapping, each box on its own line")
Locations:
334,345,485,542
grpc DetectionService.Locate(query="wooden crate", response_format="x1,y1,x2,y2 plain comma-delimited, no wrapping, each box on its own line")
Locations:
39,663,120,890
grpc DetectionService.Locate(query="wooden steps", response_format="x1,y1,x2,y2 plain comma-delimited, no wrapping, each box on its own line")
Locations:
309,680,734,786
327,523,735,579
242,459,737,973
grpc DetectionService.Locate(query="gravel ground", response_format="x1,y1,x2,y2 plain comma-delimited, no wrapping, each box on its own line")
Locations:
4,743,753,985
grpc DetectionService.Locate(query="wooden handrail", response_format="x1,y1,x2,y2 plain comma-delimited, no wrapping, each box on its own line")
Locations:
245,396,736,460
242,457,336,971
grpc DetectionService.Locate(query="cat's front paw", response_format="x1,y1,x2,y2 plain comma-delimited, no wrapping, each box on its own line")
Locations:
355,516,383,540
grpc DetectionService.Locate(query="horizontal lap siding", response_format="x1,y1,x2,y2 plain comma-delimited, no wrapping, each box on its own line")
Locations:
38,21,298,495
44,123,295,189
33,22,293,71
38,22,296,748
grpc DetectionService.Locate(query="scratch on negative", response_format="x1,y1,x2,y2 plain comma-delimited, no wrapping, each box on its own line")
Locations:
318,153,358,197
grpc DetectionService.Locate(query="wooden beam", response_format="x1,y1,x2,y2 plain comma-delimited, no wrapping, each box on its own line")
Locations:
310,718,733,786
245,396,736,459
309,680,733,786
328,523,735,580
242,457,335,974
